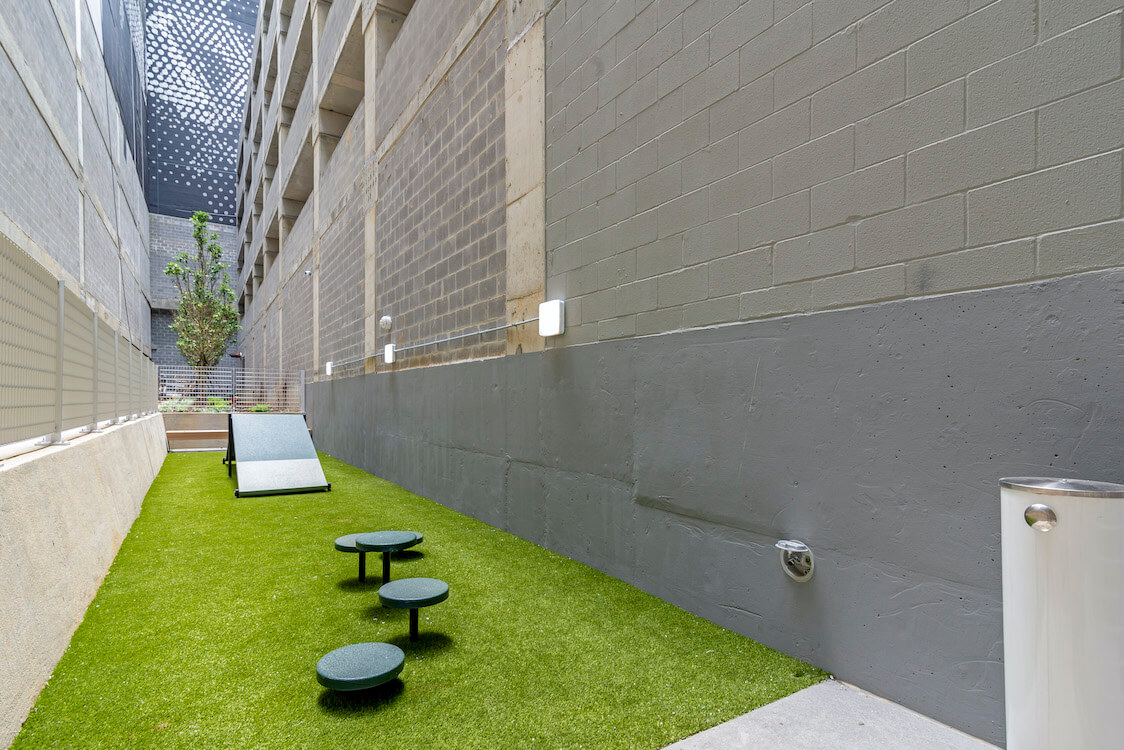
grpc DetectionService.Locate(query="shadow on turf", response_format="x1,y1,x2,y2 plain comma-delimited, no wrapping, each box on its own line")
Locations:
318,679,404,713
387,632,454,656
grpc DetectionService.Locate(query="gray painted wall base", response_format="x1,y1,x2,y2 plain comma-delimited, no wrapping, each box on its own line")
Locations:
308,270,1124,746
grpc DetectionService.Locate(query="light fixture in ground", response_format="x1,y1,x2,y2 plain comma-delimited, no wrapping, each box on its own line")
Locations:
538,299,565,337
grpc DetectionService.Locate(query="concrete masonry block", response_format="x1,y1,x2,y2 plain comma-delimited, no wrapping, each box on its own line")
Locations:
683,132,740,192
709,74,772,142
739,99,810,168
636,85,683,143
681,49,739,118
857,0,969,68
638,15,683,75
581,276,657,321
636,306,682,335
1037,78,1124,168
811,156,904,230
707,246,771,298
635,161,681,212
905,239,1035,295
616,140,658,189
597,314,637,339
740,3,812,85
1040,0,1122,39
636,234,684,278
775,25,856,108
774,224,856,284
855,79,964,169
905,0,1036,97
709,0,773,62
614,68,658,122
856,194,965,268
682,294,739,327
709,160,771,220
773,126,855,198
966,12,1122,128
657,109,709,168
738,279,814,319
812,263,906,309
812,0,893,44
656,264,709,307
1037,220,1124,276
967,151,1123,246
613,2,657,60
656,186,709,239
905,112,1035,204
683,214,739,265
811,52,905,138
739,190,811,249
657,30,710,98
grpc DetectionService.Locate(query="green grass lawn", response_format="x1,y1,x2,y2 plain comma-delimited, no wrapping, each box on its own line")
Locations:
13,452,824,749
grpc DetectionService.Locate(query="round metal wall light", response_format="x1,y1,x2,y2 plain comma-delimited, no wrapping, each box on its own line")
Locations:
775,539,814,582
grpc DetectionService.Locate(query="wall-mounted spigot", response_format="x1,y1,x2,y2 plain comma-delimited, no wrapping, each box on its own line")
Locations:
775,539,814,582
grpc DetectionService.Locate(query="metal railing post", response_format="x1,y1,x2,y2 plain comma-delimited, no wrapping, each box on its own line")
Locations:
39,280,67,445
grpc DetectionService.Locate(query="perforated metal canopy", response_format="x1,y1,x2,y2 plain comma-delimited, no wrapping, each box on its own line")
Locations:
227,413,330,497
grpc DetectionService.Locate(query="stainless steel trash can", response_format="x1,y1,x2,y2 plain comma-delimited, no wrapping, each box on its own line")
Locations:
1000,477,1124,750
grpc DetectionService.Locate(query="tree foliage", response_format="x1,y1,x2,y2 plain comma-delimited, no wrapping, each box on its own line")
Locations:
164,211,240,368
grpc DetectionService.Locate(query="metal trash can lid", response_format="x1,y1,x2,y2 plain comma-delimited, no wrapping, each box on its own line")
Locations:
1000,477,1124,498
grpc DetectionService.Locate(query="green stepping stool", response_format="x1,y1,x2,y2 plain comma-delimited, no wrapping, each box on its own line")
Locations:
333,533,372,582
316,642,405,691
355,531,423,583
378,577,449,641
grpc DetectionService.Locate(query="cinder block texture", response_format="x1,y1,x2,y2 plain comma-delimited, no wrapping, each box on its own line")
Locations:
308,269,1124,748
0,416,166,749
545,0,1124,343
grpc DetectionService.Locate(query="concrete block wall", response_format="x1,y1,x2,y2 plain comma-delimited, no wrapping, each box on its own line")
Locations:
544,0,1124,344
375,4,508,367
0,0,152,352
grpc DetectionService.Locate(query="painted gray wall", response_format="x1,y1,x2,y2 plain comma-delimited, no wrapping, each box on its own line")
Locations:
309,269,1124,746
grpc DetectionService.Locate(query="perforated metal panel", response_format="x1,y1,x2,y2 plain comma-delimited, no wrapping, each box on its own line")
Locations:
0,234,60,445
62,290,95,430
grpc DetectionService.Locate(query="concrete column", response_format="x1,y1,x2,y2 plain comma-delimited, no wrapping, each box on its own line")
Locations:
504,0,547,354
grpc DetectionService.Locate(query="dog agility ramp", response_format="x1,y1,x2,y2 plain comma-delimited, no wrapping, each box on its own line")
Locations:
227,414,331,497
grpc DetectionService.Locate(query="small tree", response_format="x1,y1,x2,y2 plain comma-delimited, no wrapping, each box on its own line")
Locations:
165,211,240,368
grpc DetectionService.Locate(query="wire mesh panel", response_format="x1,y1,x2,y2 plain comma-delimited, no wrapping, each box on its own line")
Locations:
158,366,303,413
62,289,96,430
0,234,60,445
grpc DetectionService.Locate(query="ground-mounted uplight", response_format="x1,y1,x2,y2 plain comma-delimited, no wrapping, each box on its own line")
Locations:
538,299,565,337
384,344,395,364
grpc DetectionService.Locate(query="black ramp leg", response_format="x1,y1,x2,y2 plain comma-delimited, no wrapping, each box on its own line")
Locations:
383,551,391,583
410,609,418,641
359,552,366,582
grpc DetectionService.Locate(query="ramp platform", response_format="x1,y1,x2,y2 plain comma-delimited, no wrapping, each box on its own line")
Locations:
225,414,331,497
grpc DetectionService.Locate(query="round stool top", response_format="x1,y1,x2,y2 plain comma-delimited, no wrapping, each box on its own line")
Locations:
333,533,366,552
355,531,423,552
378,577,449,609
315,642,405,691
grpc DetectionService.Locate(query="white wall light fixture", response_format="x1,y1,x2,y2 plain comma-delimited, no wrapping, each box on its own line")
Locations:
539,299,565,337
384,343,395,363
325,361,333,376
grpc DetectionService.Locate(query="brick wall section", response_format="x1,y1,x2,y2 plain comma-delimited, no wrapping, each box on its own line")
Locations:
374,0,481,143
376,4,507,368
544,0,1124,344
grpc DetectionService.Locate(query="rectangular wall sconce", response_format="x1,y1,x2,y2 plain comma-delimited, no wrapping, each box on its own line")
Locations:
325,361,333,376
539,299,565,337
384,343,395,363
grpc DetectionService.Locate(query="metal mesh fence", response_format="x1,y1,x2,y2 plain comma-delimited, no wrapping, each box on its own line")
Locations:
158,365,304,413
0,230,157,452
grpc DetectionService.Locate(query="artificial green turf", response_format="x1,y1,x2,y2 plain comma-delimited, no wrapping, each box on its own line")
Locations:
14,452,825,749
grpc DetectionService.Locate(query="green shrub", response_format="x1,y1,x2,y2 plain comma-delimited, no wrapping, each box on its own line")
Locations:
248,404,271,412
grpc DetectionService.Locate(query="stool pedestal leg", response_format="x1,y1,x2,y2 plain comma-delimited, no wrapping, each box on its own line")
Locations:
382,551,391,582
409,609,419,641
358,552,366,582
